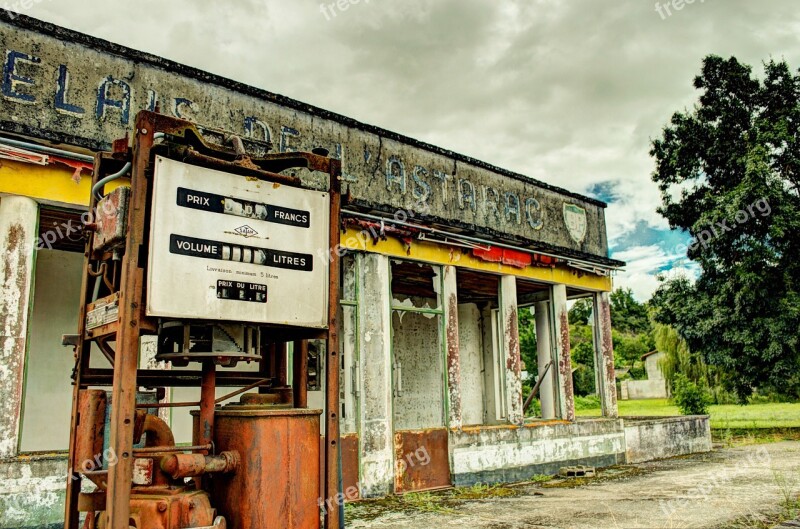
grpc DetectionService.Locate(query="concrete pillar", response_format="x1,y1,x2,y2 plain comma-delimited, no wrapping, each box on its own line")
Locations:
534,301,556,420
442,266,462,429
357,253,394,497
0,196,38,459
552,284,575,421
593,291,618,418
499,276,523,425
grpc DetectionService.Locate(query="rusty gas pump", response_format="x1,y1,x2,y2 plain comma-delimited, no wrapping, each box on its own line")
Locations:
64,111,342,529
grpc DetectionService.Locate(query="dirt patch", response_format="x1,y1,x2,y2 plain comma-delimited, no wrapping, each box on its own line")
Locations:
348,442,800,529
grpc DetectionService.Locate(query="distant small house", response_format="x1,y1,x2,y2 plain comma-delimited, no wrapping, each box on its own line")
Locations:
620,351,669,400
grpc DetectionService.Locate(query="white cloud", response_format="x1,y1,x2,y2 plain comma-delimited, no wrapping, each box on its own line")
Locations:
612,245,699,301
23,0,800,295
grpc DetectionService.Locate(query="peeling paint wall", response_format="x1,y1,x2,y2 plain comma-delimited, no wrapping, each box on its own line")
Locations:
391,309,444,431
593,292,618,418
357,254,394,497
499,276,523,425
0,196,38,459
0,457,68,529
450,420,626,486
443,266,462,430
552,285,575,421
457,304,485,427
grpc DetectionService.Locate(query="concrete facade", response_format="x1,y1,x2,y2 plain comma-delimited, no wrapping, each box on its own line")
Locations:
0,14,712,528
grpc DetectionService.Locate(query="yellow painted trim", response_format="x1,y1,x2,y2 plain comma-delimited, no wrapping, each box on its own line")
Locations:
0,160,611,291
341,227,612,292
0,159,125,207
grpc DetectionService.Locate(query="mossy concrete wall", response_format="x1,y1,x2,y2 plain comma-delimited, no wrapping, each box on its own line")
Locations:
0,456,68,529
624,416,712,464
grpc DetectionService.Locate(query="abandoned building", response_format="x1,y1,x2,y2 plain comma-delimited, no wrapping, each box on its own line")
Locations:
0,13,712,529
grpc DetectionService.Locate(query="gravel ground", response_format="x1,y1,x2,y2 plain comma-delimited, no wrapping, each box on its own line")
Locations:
347,441,800,529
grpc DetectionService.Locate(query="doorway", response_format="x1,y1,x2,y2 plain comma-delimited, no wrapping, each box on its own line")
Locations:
389,260,451,493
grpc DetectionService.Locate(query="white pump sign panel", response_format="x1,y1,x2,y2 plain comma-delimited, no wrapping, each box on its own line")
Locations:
147,156,330,328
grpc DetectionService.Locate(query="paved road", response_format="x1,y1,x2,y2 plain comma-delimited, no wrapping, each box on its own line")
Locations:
347,441,800,529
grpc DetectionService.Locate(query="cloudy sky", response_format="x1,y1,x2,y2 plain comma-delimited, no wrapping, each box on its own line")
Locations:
27,0,800,300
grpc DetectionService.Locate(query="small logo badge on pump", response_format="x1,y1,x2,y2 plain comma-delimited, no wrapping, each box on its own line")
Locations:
234,225,258,238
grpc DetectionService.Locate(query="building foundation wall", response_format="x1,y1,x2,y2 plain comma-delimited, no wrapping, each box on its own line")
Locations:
450,420,626,486
624,416,712,464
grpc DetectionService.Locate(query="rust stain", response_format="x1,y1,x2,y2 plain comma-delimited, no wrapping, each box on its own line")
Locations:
2,224,28,338
456,419,568,434
559,310,575,421
394,429,450,494
505,307,520,373
446,293,462,426
0,223,31,458
599,297,618,416
340,434,361,501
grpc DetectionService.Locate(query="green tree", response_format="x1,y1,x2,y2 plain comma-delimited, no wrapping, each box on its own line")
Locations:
609,288,650,334
569,298,593,326
612,330,653,370
650,56,800,400
518,306,537,380
570,323,596,396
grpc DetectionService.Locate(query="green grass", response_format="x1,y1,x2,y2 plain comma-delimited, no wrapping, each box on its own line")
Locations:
576,398,800,429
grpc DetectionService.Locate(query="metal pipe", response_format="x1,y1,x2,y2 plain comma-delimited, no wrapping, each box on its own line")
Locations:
524,361,552,414
91,276,101,302
135,401,200,409
142,414,175,448
0,136,94,163
132,444,212,455
92,162,131,201
160,451,240,479
342,209,623,273
197,361,216,457
276,342,288,387
293,340,308,408
214,378,271,404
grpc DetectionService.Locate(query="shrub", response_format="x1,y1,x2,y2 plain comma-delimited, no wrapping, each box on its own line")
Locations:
574,395,601,411
528,397,542,417
672,374,712,415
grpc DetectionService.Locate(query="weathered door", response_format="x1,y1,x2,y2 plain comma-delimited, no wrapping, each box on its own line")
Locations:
390,261,452,493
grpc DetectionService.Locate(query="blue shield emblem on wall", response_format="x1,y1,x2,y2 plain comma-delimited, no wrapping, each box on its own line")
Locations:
563,204,587,244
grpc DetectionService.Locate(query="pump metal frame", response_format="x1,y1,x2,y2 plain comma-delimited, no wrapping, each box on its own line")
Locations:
64,111,342,529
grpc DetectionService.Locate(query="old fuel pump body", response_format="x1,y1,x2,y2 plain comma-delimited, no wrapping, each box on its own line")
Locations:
64,111,342,529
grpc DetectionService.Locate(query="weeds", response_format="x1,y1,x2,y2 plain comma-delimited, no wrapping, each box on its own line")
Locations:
344,482,521,521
